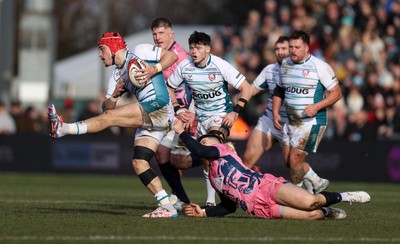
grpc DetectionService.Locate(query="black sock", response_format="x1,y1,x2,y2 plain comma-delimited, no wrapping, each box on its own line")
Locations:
320,191,342,207
159,162,190,204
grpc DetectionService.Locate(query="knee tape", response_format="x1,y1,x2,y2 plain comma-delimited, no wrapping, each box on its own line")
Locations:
133,146,155,162
138,168,158,186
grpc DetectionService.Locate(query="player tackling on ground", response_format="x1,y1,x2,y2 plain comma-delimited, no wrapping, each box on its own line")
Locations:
173,119,371,220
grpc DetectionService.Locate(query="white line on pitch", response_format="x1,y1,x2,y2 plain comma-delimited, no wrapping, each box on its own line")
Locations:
1,236,400,242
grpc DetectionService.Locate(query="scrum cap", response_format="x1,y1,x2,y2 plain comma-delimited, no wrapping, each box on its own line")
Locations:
198,130,226,143
98,32,127,55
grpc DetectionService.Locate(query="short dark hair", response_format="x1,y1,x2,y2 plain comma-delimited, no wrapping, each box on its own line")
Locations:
151,17,172,30
188,31,211,46
289,30,310,45
275,35,289,45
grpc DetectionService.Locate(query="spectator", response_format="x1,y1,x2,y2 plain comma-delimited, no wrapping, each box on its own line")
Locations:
10,100,24,133
77,100,101,121
346,109,378,142
0,100,16,135
59,97,76,122
20,106,44,134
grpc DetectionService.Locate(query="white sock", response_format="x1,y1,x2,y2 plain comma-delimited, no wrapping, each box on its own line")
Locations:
63,121,87,135
304,167,322,186
155,190,175,212
340,192,349,202
155,190,170,205
203,169,216,204
302,179,314,194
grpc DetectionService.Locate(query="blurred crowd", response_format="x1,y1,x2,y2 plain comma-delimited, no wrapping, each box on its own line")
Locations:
1,0,399,142
215,0,400,141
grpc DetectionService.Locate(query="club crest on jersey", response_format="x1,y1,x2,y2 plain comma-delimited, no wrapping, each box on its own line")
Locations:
302,69,310,77
213,118,222,123
209,73,216,81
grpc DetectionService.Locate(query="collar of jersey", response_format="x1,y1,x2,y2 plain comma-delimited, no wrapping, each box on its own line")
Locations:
168,41,176,51
293,54,311,64
120,50,129,68
195,54,211,69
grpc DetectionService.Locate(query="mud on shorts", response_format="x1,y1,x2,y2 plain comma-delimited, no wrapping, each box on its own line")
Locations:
135,105,174,144
160,113,197,155
197,114,225,137
160,130,193,155
285,119,326,153
254,115,289,147
251,174,287,219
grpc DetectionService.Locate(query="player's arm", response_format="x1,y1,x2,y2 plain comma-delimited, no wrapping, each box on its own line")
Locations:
223,80,252,128
174,119,220,158
184,194,237,217
167,84,190,120
272,85,284,130
304,63,343,117
250,83,262,97
235,79,252,110
158,48,178,73
167,72,192,124
304,84,342,117
136,47,178,83
179,131,220,158
102,75,126,111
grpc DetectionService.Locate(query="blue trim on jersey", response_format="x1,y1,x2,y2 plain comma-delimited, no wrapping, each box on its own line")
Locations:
195,54,211,69
314,81,327,124
120,51,129,68
223,81,233,112
139,60,170,113
259,79,268,90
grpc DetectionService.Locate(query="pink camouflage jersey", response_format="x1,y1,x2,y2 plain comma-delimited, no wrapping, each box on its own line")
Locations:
208,144,286,217
163,41,192,109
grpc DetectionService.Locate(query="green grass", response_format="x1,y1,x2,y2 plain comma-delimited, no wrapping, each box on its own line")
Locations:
0,172,399,243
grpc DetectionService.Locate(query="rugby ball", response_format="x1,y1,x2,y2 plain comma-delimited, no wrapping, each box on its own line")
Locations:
128,58,147,88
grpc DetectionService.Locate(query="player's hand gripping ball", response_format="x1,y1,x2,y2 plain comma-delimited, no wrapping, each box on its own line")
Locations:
128,58,147,88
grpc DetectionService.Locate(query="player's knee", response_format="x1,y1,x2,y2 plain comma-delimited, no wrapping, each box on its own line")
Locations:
307,210,325,220
288,157,302,168
133,146,155,164
170,154,192,170
155,146,170,164
307,196,324,210
102,109,115,117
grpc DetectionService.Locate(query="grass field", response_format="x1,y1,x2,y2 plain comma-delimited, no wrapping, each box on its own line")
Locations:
0,172,399,243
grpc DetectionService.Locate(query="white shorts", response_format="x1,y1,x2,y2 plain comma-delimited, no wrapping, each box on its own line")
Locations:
254,115,289,147
159,130,191,155
135,105,174,144
286,119,326,153
197,115,224,137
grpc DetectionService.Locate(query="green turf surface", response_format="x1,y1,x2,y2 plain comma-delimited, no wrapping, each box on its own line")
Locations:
0,172,399,243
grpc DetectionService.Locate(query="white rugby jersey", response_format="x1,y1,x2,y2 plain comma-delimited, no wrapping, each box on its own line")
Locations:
253,62,287,122
278,55,338,125
106,44,170,113
167,54,246,121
